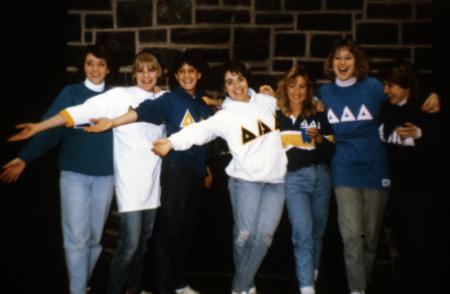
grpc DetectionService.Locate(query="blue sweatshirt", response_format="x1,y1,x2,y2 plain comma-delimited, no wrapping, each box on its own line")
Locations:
135,86,213,177
18,82,114,176
317,77,390,189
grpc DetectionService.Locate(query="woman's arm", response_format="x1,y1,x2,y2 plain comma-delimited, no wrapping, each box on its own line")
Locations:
83,109,138,133
8,113,67,142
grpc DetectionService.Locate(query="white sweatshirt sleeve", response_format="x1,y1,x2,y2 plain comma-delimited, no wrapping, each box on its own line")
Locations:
169,112,226,151
66,88,121,126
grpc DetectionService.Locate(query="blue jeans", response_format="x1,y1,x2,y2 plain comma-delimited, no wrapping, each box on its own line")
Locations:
285,164,332,289
107,209,157,294
334,187,388,292
228,177,285,292
60,170,115,294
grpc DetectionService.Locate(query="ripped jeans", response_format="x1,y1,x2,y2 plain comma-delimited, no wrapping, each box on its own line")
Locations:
228,177,285,292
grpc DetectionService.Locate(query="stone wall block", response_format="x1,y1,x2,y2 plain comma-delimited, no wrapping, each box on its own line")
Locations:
285,0,321,10
255,0,281,11
234,28,270,61
196,10,250,24
275,33,306,57
310,34,343,58
117,0,152,27
356,23,398,44
366,3,411,19
139,29,167,43
171,28,230,44
326,0,363,10
255,14,294,25
157,0,191,25
86,14,113,29
298,13,352,31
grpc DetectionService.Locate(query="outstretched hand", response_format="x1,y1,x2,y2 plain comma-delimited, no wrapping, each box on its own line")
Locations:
151,139,173,157
83,118,114,133
421,92,440,113
8,123,39,142
0,158,26,183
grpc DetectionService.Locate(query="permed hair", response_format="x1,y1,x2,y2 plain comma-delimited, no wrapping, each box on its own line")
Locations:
324,39,370,80
276,65,316,117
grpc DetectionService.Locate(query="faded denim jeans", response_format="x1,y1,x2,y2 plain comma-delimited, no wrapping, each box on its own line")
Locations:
60,170,114,294
285,164,332,289
107,209,156,294
228,177,285,292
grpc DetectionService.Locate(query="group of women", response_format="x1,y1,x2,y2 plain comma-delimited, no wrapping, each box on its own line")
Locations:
1,38,441,294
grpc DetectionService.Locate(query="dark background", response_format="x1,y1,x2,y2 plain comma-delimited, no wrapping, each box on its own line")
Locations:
2,0,449,293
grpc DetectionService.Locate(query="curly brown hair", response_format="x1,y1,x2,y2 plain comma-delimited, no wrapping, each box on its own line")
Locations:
276,65,316,118
324,39,369,80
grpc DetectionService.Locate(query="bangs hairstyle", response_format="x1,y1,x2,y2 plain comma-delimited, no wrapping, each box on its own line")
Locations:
172,50,205,74
82,44,112,68
222,59,251,82
276,65,316,117
324,39,370,80
169,50,208,88
132,50,162,78
380,60,419,101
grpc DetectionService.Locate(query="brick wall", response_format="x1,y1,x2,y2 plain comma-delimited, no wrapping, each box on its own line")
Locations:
66,0,435,91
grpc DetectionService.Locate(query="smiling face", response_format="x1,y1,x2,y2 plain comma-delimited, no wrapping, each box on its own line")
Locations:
175,63,202,96
384,82,410,104
333,47,356,81
84,53,109,85
135,62,159,92
224,71,250,102
287,75,308,109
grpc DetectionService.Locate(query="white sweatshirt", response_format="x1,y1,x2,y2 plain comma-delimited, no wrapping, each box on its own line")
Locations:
65,86,166,212
169,89,287,183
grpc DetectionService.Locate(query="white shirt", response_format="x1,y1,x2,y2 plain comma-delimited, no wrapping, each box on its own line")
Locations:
169,89,287,183
66,86,166,212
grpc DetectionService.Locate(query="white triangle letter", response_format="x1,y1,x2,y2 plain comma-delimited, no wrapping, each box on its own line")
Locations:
327,109,339,124
357,104,373,121
341,106,356,122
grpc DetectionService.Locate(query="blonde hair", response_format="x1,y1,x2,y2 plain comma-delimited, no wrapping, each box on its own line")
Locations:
276,65,316,117
132,50,162,78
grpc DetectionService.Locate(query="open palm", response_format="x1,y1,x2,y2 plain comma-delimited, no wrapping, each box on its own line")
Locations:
83,118,114,133
8,123,38,141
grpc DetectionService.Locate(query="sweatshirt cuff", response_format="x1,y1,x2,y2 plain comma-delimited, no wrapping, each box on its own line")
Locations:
59,110,75,128
168,136,179,150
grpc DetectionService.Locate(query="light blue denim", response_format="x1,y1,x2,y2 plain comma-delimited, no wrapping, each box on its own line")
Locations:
107,209,156,294
60,170,115,294
228,177,285,292
334,187,388,292
285,164,332,289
